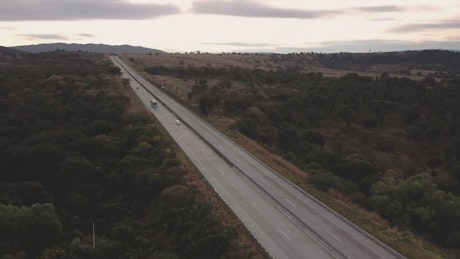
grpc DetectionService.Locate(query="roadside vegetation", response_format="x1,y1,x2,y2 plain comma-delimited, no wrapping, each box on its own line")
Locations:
0,49,263,258
128,50,460,258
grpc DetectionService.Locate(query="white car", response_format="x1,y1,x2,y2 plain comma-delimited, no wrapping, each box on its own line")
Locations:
175,119,181,125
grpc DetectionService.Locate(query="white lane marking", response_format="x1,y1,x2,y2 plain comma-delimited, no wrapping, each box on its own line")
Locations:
327,230,342,242
218,169,225,175
235,159,242,165
286,199,297,208
232,183,240,191
278,228,290,240
290,190,386,257
258,176,267,184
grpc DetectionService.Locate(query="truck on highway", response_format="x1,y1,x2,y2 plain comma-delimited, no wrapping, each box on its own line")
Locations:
150,99,158,108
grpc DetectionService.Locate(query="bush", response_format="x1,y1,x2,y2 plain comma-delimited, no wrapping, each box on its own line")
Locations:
302,130,325,146
0,203,62,256
361,116,377,127
308,170,359,194
234,118,259,139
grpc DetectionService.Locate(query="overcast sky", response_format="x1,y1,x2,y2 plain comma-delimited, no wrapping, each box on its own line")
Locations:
1,0,459,53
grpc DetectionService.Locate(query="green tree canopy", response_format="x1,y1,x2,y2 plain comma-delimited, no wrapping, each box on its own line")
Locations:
0,203,62,256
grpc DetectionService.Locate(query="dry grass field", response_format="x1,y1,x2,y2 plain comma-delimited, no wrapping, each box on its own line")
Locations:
123,52,432,79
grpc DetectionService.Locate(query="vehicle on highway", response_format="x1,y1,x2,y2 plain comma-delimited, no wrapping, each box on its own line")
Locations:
175,119,181,125
150,99,158,108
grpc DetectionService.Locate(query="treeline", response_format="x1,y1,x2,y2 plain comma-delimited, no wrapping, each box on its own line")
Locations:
144,64,460,249
314,50,460,72
0,51,232,258
144,64,280,82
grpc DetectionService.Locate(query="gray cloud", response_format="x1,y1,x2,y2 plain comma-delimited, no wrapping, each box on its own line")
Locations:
192,1,431,19
290,40,460,53
389,20,460,32
78,33,94,38
354,5,404,12
18,33,70,40
0,0,180,21
203,42,275,47
192,0,338,19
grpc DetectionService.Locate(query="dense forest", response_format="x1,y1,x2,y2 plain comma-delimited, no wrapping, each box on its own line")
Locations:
0,50,235,258
141,51,460,251
313,50,460,73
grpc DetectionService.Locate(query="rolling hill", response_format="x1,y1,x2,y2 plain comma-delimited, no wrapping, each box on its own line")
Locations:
12,43,163,54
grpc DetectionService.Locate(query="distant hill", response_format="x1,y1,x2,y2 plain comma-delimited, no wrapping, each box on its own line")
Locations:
0,46,26,56
313,49,460,73
12,43,164,54
0,46,31,62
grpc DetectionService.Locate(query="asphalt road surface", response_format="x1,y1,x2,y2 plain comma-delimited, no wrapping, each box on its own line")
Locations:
111,56,405,259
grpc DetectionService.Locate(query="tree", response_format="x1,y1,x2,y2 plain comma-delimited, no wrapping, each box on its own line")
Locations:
308,170,359,194
0,181,51,206
302,130,325,146
0,203,62,256
235,118,259,139
370,174,460,246
12,143,67,181
60,156,97,182
337,105,352,126
198,95,218,114
277,124,301,150
335,157,377,194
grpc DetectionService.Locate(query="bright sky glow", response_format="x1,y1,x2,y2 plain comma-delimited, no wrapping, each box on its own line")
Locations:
1,0,459,53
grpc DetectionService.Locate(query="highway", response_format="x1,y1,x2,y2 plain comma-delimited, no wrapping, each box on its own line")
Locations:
111,56,405,259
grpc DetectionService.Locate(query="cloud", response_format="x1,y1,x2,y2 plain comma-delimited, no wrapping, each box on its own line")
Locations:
191,1,432,19
292,39,460,53
18,33,70,40
353,5,404,12
389,20,460,32
17,33,97,41
192,0,338,19
78,33,94,38
0,0,180,21
0,25,16,30
203,42,275,47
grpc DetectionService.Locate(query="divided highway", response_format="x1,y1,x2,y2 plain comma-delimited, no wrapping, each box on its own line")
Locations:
111,56,405,259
